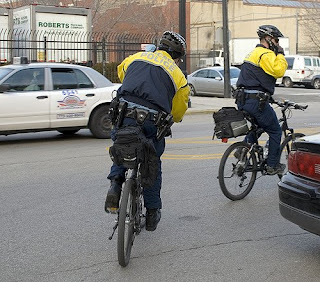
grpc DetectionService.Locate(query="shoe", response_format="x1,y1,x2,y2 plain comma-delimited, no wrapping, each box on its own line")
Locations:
105,176,123,214
145,208,161,231
265,163,286,175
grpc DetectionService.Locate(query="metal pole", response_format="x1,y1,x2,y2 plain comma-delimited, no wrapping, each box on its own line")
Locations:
296,11,299,54
222,0,231,98
179,0,187,73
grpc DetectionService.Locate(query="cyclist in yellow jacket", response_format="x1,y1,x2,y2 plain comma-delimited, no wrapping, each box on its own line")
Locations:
235,25,288,175
105,31,190,231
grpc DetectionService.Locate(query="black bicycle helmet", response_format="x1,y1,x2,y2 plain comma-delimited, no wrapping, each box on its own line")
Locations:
257,25,284,39
159,31,186,59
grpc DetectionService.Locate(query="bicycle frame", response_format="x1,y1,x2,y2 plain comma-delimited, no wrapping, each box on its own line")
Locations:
108,166,144,240
240,102,301,174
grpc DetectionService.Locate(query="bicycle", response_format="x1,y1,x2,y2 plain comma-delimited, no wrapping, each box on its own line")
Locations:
218,99,308,201
108,162,146,267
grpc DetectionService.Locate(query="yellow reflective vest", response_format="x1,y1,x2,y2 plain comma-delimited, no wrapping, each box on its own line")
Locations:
117,50,190,122
237,44,288,94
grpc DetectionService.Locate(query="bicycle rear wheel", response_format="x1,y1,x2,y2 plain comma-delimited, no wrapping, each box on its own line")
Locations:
278,133,305,178
218,141,257,200
117,179,136,267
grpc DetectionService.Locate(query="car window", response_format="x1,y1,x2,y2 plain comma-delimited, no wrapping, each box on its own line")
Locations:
208,70,220,79
194,70,208,78
312,58,317,67
74,69,94,89
304,58,312,67
2,68,44,91
52,68,94,90
0,68,14,80
230,68,241,79
218,68,240,79
52,68,78,90
285,57,294,70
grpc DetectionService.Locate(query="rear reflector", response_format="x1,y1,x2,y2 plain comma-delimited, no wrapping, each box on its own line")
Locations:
288,151,320,182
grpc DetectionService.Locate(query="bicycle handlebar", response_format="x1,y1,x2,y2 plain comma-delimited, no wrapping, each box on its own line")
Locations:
271,99,308,111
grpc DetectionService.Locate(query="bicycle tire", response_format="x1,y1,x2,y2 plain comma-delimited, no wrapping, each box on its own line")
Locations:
117,179,136,267
278,133,305,179
218,141,258,200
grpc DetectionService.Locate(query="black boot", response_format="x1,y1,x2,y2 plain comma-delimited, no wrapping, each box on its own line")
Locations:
105,176,123,214
146,208,161,231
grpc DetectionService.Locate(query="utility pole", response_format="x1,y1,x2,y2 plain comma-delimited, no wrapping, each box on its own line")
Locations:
179,0,187,73
222,0,231,98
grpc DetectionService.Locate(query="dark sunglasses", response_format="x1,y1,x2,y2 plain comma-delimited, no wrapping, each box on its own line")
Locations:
273,38,279,43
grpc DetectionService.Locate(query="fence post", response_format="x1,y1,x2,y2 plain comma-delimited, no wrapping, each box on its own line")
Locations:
102,36,106,76
44,36,47,62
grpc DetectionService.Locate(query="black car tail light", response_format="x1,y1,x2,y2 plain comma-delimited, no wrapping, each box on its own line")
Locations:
288,150,320,182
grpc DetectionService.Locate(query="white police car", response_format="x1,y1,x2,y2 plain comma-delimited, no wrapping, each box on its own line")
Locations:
0,58,120,138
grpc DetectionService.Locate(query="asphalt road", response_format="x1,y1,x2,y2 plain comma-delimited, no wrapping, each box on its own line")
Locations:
1,87,320,282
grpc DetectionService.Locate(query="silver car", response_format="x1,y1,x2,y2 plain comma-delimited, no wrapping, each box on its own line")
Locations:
187,66,240,97
0,61,120,138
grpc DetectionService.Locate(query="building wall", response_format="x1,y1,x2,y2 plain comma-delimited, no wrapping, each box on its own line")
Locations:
189,0,316,67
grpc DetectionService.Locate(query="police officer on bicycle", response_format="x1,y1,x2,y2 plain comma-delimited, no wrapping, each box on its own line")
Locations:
105,31,190,231
234,25,288,175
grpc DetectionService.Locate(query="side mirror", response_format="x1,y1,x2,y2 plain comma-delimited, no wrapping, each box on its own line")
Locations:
0,84,10,93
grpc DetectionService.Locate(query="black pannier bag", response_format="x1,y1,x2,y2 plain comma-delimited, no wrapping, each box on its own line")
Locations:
213,107,249,139
109,125,158,187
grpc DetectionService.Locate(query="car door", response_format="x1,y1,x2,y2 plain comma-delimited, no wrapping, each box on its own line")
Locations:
191,69,208,94
49,67,101,128
204,69,224,96
0,68,50,131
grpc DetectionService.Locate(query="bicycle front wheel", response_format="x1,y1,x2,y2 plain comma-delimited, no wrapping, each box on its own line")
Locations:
117,179,136,267
218,141,257,200
278,133,305,178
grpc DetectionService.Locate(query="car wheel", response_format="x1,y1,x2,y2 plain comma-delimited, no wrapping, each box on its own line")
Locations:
313,78,320,89
89,105,112,139
283,77,293,88
189,84,197,96
57,129,80,135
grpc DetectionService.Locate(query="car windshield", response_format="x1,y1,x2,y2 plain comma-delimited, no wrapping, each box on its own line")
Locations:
0,68,14,80
218,68,241,79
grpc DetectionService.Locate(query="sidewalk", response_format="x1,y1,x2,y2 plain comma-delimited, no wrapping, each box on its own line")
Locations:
185,96,236,115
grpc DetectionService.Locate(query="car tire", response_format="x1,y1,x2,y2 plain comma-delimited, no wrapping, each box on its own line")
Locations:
57,129,80,135
313,78,320,89
283,77,293,88
89,105,112,139
189,84,197,96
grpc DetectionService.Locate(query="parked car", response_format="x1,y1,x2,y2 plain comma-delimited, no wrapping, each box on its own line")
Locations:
0,60,120,138
278,134,320,236
276,55,320,89
187,66,240,97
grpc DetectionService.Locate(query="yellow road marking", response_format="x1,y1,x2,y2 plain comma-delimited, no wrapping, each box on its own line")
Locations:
106,127,320,160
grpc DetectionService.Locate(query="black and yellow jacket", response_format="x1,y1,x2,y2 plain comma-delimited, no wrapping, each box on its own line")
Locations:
117,50,190,122
236,44,288,94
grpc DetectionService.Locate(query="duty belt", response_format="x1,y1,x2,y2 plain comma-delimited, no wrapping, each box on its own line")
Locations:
124,107,158,121
243,90,268,99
